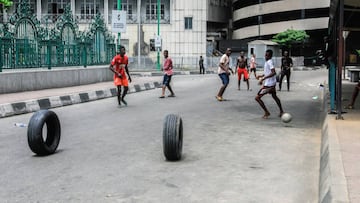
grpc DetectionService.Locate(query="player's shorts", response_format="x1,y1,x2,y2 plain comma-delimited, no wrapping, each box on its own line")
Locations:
237,68,249,81
249,67,256,73
218,73,229,85
257,85,276,95
114,75,129,87
163,74,173,86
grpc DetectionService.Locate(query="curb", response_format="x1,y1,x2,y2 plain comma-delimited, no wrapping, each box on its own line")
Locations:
319,116,350,203
0,81,162,118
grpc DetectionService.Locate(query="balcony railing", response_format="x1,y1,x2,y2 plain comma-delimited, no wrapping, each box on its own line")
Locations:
40,13,171,25
108,13,138,24
107,14,170,24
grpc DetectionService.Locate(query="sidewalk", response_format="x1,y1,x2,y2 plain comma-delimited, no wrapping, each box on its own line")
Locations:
319,80,360,203
0,75,163,118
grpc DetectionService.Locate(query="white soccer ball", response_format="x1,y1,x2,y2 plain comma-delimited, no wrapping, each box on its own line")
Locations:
281,113,292,123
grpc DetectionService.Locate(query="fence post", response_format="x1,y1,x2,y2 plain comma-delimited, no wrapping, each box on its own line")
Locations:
0,39,2,72
47,40,52,70
82,44,87,68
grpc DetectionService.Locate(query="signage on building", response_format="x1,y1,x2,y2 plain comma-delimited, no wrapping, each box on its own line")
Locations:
112,10,127,33
155,35,162,48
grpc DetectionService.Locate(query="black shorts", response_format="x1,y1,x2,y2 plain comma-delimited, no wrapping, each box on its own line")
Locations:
250,68,256,73
257,85,276,95
162,74,172,86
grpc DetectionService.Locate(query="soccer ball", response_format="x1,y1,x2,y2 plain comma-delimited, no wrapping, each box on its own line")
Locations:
281,113,292,123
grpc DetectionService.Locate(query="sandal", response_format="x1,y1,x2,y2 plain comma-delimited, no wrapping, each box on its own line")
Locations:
215,96,223,101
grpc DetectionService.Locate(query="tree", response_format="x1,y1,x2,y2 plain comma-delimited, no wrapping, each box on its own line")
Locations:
0,0,13,7
272,29,309,55
0,0,13,23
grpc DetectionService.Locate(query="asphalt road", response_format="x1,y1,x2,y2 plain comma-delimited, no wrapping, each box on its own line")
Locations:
0,69,327,202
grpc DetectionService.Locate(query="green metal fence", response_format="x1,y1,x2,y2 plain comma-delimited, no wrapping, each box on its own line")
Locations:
0,2,115,72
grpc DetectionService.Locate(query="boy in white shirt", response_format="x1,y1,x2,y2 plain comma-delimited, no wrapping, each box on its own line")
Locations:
255,49,284,119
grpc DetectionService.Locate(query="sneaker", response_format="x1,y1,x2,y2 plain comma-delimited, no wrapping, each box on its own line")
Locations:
168,94,175,97
159,95,165,98
215,96,223,101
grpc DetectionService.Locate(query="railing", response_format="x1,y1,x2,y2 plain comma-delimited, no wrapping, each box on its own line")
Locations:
41,14,99,24
1,43,306,71
142,14,170,24
40,13,172,25
107,14,170,24
108,13,138,24
127,56,222,70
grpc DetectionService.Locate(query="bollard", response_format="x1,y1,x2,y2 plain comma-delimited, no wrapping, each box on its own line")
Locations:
163,114,183,161
27,110,61,156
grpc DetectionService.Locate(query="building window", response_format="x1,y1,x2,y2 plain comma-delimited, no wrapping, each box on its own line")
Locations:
80,0,100,21
185,17,192,30
113,0,134,20
47,0,70,14
146,0,165,21
46,0,70,22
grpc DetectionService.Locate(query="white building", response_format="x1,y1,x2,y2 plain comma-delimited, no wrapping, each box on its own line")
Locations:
1,0,231,64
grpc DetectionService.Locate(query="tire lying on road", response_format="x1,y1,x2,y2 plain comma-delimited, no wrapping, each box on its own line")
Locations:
163,114,183,161
27,110,61,156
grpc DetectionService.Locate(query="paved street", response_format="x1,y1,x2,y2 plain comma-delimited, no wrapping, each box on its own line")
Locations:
0,69,327,202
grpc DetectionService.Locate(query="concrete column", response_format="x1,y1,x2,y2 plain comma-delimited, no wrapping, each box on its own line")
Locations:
71,0,76,16
37,0,42,20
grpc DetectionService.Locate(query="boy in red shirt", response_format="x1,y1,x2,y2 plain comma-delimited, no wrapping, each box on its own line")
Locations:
159,50,175,98
109,46,132,107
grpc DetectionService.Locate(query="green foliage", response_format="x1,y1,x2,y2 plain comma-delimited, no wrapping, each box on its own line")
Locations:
272,29,309,48
356,50,360,56
0,0,13,7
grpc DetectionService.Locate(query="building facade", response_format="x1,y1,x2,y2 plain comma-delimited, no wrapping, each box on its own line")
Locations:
231,0,330,59
1,0,231,67
1,0,332,67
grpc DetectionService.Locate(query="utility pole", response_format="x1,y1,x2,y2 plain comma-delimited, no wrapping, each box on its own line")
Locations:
117,0,121,51
337,0,344,120
138,0,141,68
157,0,160,70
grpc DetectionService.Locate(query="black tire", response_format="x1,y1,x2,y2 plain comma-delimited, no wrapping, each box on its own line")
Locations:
163,114,183,161
27,110,61,156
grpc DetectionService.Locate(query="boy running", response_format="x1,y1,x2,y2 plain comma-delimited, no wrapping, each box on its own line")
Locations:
109,46,132,107
249,53,257,78
216,48,233,101
236,51,250,90
159,50,175,98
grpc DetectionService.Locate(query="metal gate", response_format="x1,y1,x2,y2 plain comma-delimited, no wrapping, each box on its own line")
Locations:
0,2,115,70
0,37,13,71
94,30,106,64
14,19,38,68
61,23,78,66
